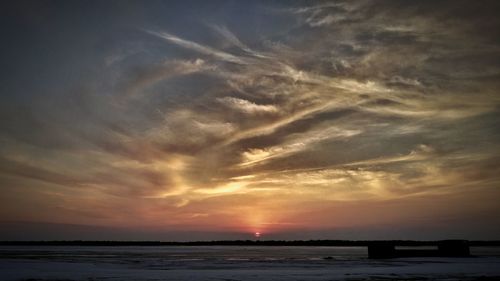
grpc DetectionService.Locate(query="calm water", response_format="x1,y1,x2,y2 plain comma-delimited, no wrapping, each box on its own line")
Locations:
1,245,499,260
1,246,500,280
0,245,368,261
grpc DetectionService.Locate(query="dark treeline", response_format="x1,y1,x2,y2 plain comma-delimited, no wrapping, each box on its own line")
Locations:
1,240,500,246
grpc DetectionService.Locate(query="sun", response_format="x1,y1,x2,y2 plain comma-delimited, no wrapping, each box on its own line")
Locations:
254,232,261,238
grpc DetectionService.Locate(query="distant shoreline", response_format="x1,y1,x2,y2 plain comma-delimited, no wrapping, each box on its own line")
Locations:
1,240,500,247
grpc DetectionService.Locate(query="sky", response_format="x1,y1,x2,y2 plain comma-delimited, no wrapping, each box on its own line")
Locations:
1,0,500,241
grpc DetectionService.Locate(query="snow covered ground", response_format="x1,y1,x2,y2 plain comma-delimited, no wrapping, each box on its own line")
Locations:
1,246,499,281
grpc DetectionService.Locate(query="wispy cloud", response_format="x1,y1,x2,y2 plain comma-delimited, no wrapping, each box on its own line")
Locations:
147,30,248,64
216,97,278,115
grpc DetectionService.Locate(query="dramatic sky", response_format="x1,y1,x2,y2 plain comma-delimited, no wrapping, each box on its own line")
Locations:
1,0,500,240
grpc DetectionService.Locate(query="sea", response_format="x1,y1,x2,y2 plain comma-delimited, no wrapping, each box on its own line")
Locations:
1,246,500,280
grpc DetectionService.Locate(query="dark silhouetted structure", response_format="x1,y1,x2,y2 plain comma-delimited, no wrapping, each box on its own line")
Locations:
368,240,470,259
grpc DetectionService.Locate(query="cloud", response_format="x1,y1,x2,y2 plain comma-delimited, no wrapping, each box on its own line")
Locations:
240,125,362,167
121,59,214,97
0,156,85,187
147,30,247,64
216,97,278,115
210,24,271,59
